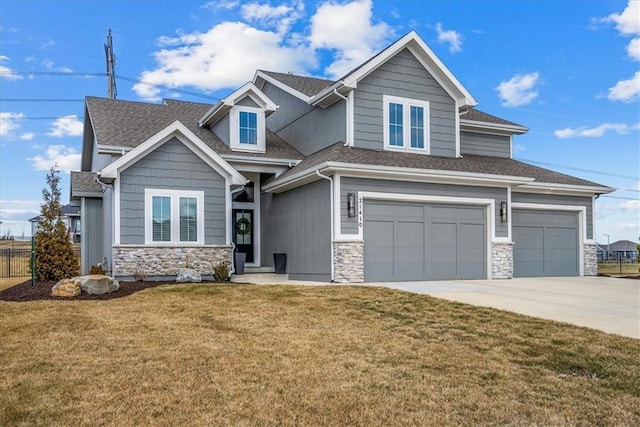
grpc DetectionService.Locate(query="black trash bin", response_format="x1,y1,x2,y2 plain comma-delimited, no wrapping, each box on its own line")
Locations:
273,253,287,274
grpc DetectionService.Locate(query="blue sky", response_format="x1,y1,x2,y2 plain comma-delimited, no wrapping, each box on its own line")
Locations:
0,0,638,244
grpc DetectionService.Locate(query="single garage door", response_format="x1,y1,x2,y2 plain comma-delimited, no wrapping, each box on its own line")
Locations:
363,201,486,281
512,209,579,277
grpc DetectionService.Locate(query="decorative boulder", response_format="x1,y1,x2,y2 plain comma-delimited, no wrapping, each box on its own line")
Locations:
51,278,81,298
79,275,119,295
176,268,202,283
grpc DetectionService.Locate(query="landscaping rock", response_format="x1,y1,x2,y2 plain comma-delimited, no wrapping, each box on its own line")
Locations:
79,275,119,295
51,278,81,298
176,268,201,283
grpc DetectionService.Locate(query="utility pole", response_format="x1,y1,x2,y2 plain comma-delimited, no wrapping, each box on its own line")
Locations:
105,29,117,99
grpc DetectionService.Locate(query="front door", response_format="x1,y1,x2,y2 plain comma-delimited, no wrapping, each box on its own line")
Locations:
233,209,254,263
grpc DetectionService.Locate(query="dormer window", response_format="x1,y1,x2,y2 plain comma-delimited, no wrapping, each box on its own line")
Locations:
383,95,430,154
230,106,266,153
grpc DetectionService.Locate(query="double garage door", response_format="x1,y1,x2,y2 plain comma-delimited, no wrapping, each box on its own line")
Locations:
363,200,486,282
512,209,579,277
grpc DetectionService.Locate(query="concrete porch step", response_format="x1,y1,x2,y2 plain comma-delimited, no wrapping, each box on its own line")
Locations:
244,266,275,274
231,273,289,284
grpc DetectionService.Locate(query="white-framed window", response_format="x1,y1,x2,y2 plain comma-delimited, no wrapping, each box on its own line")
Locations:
383,95,430,153
229,106,266,153
144,189,205,245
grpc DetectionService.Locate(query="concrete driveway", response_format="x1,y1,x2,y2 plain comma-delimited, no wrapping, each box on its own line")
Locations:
375,277,639,339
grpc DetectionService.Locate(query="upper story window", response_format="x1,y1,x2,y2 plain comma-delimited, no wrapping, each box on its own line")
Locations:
144,189,204,245
230,106,266,153
383,95,430,153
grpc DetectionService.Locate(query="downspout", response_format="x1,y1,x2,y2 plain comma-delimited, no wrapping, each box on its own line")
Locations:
229,185,245,276
315,170,335,282
95,174,114,276
333,89,350,146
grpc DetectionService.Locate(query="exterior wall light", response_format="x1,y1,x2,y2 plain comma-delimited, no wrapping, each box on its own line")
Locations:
347,193,356,218
500,201,508,223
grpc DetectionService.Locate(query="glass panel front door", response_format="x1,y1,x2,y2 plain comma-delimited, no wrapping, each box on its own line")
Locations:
233,209,254,263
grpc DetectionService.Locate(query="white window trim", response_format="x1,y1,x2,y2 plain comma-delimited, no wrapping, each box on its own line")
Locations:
144,188,205,245
383,95,430,154
229,106,266,153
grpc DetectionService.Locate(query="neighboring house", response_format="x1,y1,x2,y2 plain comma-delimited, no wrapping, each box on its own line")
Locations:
29,203,81,243
597,240,638,262
71,31,612,282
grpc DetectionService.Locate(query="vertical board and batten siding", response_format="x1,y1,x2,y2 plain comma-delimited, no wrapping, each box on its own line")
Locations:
118,137,227,245
261,81,314,132
235,96,260,108
261,179,331,281
81,197,103,274
340,177,508,238
353,48,456,157
212,114,230,147
511,192,593,239
460,131,511,158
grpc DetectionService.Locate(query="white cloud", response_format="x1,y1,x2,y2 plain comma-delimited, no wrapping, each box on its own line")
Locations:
554,122,638,138
0,112,25,136
0,55,22,81
495,72,540,107
309,0,393,78
607,70,640,102
39,38,54,50
435,23,463,53
604,1,640,36
20,132,35,141
202,0,239,11
241,0,305,35
0,200,41,220
42,59,73,73
46,115,83,137
133,22,316,101
627,37,640,61
27,145,81,172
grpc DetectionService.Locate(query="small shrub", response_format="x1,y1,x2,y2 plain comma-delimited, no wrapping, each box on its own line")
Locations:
213,261,230,282
89,265,105,275
134,270,147,282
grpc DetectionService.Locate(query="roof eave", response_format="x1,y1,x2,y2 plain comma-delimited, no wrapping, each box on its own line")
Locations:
514,182,614,195
460,119,529,135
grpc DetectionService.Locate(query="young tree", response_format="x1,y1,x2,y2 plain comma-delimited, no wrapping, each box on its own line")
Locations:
35,166,79,281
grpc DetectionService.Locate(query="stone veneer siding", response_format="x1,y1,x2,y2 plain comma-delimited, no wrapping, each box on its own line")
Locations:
491,242,513,279
113,245,232,278
333,241,364,283
584,243,597,276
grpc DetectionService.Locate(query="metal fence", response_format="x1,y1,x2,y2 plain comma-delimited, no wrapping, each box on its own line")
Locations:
0,246,81,279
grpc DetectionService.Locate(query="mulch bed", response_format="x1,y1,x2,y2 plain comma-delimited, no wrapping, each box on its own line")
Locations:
0,279,207,302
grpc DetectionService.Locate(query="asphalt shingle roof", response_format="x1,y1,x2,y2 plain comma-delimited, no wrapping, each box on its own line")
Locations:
259,70,334,97
463,109,525,128
271,142,607,189
71,171,102,195
85,97,304,160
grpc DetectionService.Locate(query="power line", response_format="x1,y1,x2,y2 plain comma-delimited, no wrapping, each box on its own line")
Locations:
115,75,220,101
600,195,639,201
7,116,84,120
516,158,639,180
0,99,84,102
0,71,107,77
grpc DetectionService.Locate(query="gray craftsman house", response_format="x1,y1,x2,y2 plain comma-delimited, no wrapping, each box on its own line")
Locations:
71,31,612,282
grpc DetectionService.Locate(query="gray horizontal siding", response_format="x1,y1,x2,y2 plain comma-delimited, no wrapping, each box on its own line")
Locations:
119,137,227,244
261,179,331,281
511,192,594,240
261,81,314,131
340,177,508,238
460,131,511,158
353,48,456,157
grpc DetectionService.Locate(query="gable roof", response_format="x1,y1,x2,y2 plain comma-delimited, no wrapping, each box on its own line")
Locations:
83,96,304,171
263,142,613,194
100,121,246,185
198,82,278,127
